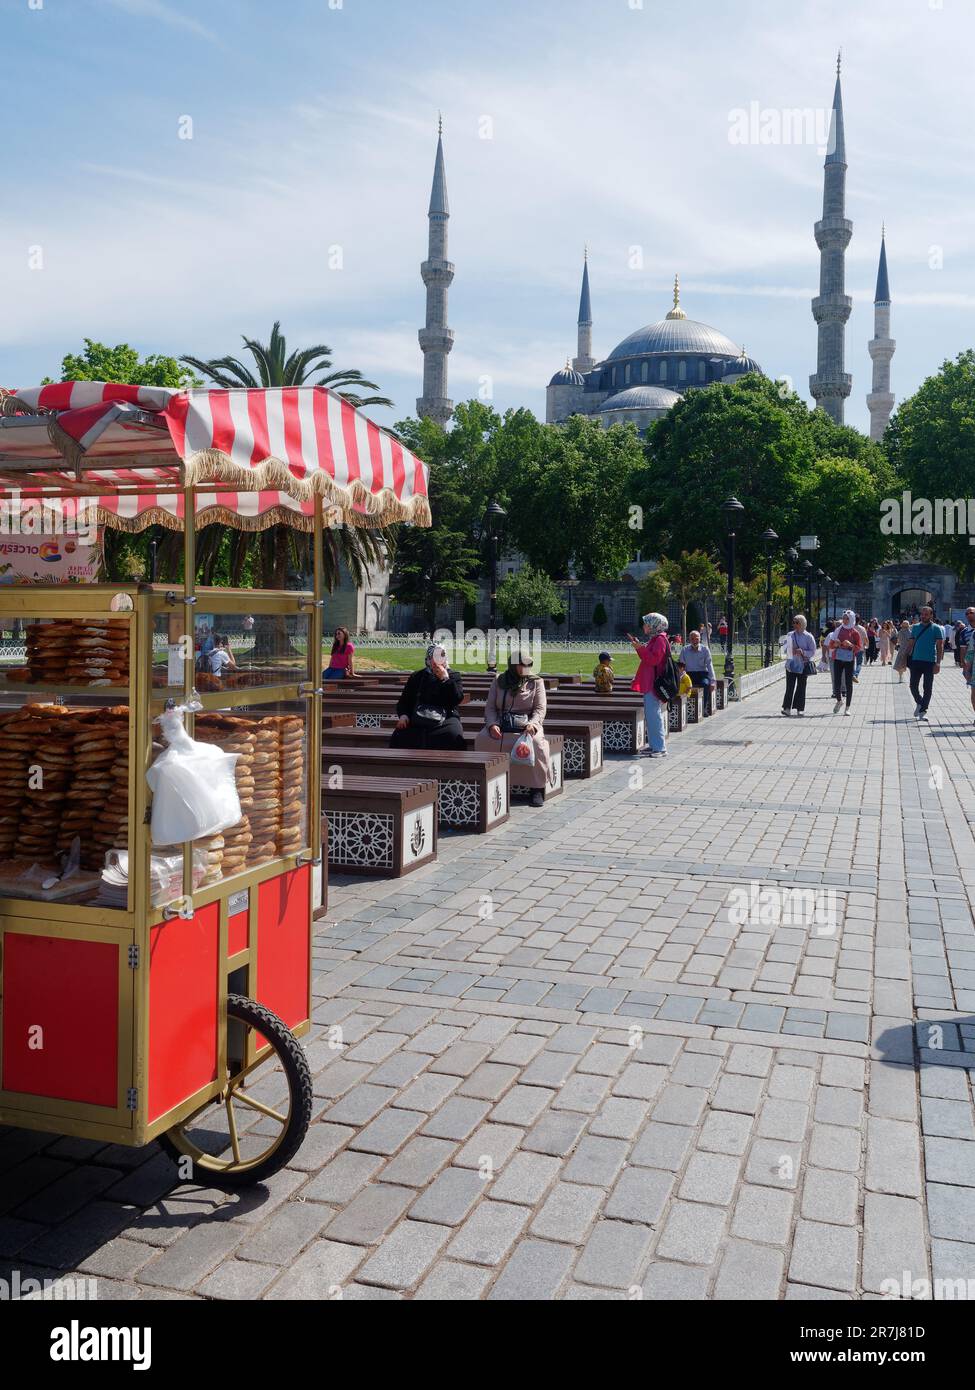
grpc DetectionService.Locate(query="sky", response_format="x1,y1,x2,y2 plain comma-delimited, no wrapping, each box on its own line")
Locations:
2,0,974,438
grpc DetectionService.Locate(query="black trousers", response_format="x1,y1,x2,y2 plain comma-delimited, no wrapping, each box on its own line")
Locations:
908,660,936,714
782,670,809,711
390,715,465,750
832,661,854,706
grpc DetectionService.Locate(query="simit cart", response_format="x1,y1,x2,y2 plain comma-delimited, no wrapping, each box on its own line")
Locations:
0,382,430,1185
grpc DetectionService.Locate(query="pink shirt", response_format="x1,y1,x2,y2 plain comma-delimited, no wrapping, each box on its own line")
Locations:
328,642,354,671
630,634,669,695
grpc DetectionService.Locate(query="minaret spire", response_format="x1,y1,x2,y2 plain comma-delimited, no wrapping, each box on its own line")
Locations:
573,248,594,373
417,118,454,426
867,227,895,441
809,54,852,424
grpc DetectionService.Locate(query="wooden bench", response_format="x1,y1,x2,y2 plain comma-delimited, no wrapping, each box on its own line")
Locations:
544,700,646,754
324,726,566,800
323,776,438,878
322,748,510,833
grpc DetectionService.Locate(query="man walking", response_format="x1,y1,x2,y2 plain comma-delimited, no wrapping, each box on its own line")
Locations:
906,605,944,722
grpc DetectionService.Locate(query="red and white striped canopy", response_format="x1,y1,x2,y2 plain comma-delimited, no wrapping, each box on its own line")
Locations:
0,382,431,532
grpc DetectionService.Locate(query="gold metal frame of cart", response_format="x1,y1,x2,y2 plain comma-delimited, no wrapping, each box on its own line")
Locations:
0,483,324,1146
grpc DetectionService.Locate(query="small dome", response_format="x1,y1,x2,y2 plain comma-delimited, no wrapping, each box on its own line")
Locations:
549,363,584,387
723,353,762,377
599,386,681,413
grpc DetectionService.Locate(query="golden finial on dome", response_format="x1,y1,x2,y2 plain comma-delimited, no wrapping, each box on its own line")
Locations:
666,273,687,320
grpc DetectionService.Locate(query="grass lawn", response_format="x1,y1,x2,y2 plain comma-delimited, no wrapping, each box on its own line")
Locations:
348,645,776,677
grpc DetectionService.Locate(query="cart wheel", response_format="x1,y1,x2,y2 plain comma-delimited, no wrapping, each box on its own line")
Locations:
159,994,312,1188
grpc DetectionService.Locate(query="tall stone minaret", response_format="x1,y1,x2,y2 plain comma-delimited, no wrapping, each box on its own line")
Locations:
866,228,895,440
573,249,594,373
809,52,852,425
417,117,454,426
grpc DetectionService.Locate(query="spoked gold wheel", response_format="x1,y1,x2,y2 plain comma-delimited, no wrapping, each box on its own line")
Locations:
160,994,312,1188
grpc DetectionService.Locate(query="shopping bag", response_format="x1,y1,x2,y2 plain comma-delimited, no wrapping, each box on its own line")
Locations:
146,704,242,846
511,732,536,767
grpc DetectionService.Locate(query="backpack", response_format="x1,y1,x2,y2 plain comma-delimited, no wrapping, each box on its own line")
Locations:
654,649,681,702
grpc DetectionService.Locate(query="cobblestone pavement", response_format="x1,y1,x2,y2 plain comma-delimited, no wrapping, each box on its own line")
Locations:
3,661,975,1299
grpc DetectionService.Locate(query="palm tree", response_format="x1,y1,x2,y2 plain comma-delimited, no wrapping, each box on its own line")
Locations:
181,325,397,655
182,321,393,409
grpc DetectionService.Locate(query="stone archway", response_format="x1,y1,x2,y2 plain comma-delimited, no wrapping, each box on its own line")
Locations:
871,563,957,622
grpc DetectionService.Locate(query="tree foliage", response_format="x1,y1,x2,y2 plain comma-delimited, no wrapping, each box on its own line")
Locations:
496,566,565,627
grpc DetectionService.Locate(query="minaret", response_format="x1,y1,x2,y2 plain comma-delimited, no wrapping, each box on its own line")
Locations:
417,116,454,426
809,52,852,425
573,249,594,373
867,227,895,440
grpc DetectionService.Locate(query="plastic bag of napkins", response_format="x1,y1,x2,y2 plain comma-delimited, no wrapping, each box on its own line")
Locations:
146,704,242,846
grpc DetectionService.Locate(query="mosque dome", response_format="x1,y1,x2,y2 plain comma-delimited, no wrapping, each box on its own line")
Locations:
599,386,681,413
606,274,753,365
548,363,585,387
723,352,763,377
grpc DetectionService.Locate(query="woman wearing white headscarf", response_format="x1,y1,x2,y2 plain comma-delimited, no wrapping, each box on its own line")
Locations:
824,610,862,715
475,651,551,807
627,612,671,757
390,643,466,749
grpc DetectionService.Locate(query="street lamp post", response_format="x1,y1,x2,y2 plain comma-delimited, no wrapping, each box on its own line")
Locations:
815,569,825,636
803,561,813,616
484,499,507,662
722,496,745,695
786,547,798,627
762,527,779,668
824,577,833,627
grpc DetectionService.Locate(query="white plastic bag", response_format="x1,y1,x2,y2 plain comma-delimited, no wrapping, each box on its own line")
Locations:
146,704,242,846
511,731,536,768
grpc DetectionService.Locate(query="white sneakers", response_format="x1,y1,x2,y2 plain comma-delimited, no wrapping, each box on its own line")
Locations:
844,709,851,716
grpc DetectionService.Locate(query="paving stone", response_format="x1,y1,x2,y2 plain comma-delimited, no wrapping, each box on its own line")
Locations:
652,1085,709,1127
604,1167,673,1225
744,1140,802,1190
355,1221,451,1291
324,1184,415,1246
642,1261,712,1300
788,1220,858,1293
698,1110,753,1156
487,1238,575,1300
920,1097,975,1141
757,1097,810,1143
427,1042,494,1077
800,1168,858,1226
727,1044,773,1077
459,1063,520,1102
490,1152,562,1206
808,1125,862,1175
137,1223,246,1290
611,1063,667,1103
574,1219,654,1289
731,1184,795,1245
924,1137,975,1188
861,1193,928,1295
444,1201,530,1268
712,1074,766,1115
656,1201,727,1265
414,1259,493,1299
769,1065,816,1103
814,1086,864,1128
630,1123,696,1172
378,1137,457,1189
197,1258,278,1300
410,1166,485,1226
393,1073,462,1113
421,1098,492,1142
349,1108,426,1156
453,1124,524,1173
562,1136,628,1188
588,1097,651,1140
865,1117,922,1197
927,1183,975,1242
531,1183,605,1244
323,1084,397,1127
490,1085,555,1126
820,1056,866,1090
520,1050,579,1088
237,1200,335,1264
522,1110,588,1158
714,1239,785,1300
553,1071,613,1113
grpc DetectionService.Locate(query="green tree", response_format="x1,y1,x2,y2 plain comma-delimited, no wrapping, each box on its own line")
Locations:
636,570,670,622
886,350,975,577
389,467,479,634
592,601,608,633
655,550,724,644
638,377,811,576
496,566,563,626
50,339,200,390
797,455,895,581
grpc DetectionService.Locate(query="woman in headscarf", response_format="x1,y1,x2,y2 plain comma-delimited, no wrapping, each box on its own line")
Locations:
390,643,466,749
824,609,862,714
475,652,550,806
627,612,671,757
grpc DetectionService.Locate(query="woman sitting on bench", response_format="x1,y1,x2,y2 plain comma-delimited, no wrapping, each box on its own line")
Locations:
390,643,466,750
475,652,551,808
